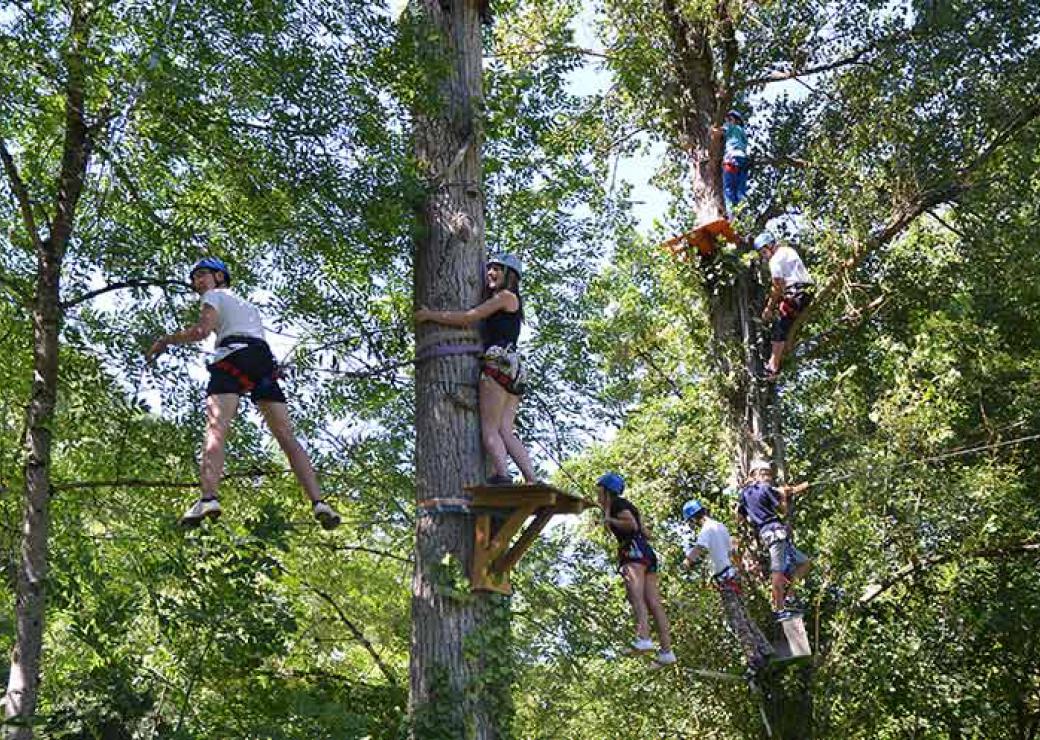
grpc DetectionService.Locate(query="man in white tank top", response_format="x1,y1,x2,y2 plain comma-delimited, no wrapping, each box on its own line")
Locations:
147,257,341,530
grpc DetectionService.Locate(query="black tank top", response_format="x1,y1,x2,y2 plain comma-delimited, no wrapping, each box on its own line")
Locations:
482,295,521,350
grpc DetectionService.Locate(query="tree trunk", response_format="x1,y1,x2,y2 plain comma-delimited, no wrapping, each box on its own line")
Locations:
409,2,513,738
4,5,90,736
661,0,812,735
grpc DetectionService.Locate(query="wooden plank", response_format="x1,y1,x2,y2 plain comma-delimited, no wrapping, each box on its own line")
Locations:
771,614,812,662
492,509,554,575
469,489,557,510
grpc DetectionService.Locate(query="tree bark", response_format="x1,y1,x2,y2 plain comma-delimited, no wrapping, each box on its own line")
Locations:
4,4,91,736
409,2,513,738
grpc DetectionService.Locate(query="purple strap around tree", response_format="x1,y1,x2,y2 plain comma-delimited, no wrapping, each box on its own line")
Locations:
415,343,484,363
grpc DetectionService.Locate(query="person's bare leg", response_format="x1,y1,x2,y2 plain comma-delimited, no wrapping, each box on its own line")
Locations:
787,558,812,597
479,377,510,477
200,394,241,498
771,571,788,611
643,573,672,651
621,563,650,641
766,340,786,374
257,400,321,503
499,394,536,482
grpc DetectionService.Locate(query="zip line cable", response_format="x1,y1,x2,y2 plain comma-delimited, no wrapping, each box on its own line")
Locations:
803,431,1040,488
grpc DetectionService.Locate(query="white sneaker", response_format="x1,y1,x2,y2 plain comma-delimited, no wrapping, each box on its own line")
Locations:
313,500,342,530
180,498,221,527
629,637,654,653
653,650,677,667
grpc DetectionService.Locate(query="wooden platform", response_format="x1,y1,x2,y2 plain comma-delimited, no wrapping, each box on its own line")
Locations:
661,218,739,261
771,613,812,663
464,482,595,594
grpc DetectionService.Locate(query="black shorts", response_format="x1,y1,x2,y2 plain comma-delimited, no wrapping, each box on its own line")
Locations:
772,291,813,342
206,341,286,403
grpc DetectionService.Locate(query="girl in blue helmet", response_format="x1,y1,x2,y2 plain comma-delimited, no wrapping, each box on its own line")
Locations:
720,110,749,215
415,254,536,485
596,472,676,667
147,258,341,530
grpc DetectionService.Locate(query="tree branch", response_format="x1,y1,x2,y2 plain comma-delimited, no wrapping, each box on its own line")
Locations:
61,277,189,309
790,102,1040,343
0,138,44,252
305,585,400,689
858,540,1040,608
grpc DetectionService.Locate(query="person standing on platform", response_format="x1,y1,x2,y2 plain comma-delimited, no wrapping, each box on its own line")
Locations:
415,254,536,485
721,110,750,216
736,459,812,620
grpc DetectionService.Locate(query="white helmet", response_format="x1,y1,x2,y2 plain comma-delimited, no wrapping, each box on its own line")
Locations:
749,459,772,473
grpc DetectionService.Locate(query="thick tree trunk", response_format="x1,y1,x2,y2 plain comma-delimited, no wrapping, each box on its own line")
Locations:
409,2,513,738
4,5,90,736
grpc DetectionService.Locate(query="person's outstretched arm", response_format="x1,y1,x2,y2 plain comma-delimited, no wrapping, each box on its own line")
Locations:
147,305,218,361
415,291,517,328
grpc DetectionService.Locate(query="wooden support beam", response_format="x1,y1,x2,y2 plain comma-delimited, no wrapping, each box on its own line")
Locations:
465,483,594,594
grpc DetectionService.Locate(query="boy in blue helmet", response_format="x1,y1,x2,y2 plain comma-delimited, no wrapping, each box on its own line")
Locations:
753,231,814,378
147,258,341,530
736,460,811,620
720,110,749,215
681,499,773,674
596,472,676,667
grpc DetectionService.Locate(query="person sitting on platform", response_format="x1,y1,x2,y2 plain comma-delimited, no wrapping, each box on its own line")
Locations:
681,499,773,674
147,257,342,530
415,254,536,485
736,459,811,621
597,472,676,668
753,231,814,378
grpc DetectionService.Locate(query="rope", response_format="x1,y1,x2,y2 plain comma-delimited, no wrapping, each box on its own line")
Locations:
804,431,1040,488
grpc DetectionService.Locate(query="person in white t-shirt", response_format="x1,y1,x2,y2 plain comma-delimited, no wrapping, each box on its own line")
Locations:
681,499,773,675
753,231,814,378
147,258,341,530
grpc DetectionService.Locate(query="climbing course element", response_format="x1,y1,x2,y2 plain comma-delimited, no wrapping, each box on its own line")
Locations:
465,482,594,594
661,218,739,261
771,612,812,663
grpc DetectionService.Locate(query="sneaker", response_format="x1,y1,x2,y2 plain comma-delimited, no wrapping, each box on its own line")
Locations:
783,594,805,612
652,650,677,667
486,474,513,486
180,498,221,528
629,637,654,653
313,500,342,530
773,609,796,622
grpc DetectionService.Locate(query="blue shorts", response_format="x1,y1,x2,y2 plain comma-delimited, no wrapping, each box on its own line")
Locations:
760,525,808,575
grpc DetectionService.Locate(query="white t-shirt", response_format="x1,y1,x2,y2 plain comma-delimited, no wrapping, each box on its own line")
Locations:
768,245,813,288
687,516,733,575
200,288,265,360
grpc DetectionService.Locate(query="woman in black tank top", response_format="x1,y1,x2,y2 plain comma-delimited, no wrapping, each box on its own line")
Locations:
415,254,536,485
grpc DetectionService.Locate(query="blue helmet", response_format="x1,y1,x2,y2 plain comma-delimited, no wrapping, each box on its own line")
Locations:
726,109,744,123
682,499,705,521
190,257,231,286
596,472,625,496
753,232,776,252
488,253,522,280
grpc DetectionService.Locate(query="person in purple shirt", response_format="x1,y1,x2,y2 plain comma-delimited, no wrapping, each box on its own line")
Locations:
736,459,811,620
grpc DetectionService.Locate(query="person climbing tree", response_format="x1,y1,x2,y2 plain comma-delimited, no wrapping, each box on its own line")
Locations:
754,231,814,378
415,254,536,485
596,472,677,668
681,499,773,675
720,109,749,216
146,258,342,529
735,460,811,620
